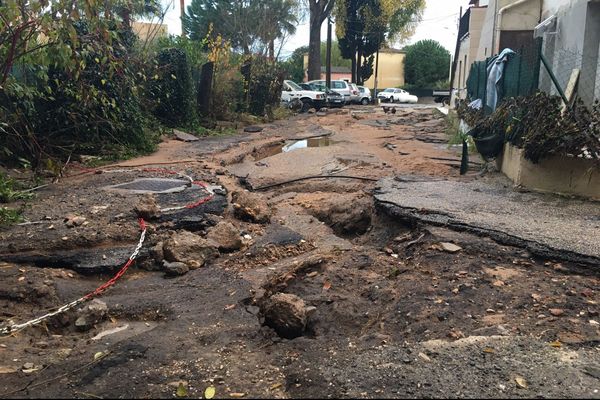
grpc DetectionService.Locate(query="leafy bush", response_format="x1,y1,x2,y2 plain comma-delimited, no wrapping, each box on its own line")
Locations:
246,57,285,117
150,48,198,128
0,20,158,168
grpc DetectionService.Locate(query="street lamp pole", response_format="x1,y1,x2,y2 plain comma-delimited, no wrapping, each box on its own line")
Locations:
326,17,332,89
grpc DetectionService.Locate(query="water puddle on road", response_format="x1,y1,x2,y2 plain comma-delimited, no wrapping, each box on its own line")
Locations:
255,137,334,160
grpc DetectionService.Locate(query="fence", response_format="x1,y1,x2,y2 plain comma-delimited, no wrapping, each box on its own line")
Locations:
465,37,600,113
466,38,542,113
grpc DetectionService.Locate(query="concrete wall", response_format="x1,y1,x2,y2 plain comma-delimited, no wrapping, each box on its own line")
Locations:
451,38,472,103
364,51,406,89
538,0,600,105
476,0,542,58
451,6,488,105
498,143,600,200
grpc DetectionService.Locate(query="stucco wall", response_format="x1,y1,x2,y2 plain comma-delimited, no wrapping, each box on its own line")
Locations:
476,0,542,58
363,52,406,90
539,0,599,105
498,143,600,200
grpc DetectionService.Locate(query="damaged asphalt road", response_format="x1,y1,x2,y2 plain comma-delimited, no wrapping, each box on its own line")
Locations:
0,105,599,399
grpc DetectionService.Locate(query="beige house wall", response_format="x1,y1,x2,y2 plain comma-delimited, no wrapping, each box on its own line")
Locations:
364,51,405,89
303,50,405,89
132,21,168,42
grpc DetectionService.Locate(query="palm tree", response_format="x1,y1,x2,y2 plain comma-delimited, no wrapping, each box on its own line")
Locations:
256,0,299,60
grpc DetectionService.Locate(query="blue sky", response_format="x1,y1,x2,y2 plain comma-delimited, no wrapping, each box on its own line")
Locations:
158,0,471,58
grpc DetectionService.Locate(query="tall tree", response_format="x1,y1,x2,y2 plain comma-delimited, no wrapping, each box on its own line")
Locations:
404,39,451,88
183,0,298,56
335,0,424,84
257,0,299,60
307,0,334,81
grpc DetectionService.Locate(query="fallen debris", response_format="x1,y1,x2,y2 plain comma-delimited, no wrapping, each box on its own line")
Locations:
75,299,108,331
162,231,219,269
173,129,200,142
440,242,462,253
261,293,315,339
134,194,161,220
207,221,243,252
231,191,272,223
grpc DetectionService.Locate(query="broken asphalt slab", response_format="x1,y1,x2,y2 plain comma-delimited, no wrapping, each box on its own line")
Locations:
374,175,600,266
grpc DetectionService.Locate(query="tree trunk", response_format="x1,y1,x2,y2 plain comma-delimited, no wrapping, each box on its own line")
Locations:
357,45,363,85
269,39,275,61
351,54,356,84
308,16,322,81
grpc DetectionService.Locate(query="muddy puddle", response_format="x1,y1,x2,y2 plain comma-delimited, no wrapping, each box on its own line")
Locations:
255,137,335,160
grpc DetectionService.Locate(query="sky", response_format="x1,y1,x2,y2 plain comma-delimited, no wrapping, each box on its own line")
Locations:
158,0,472,58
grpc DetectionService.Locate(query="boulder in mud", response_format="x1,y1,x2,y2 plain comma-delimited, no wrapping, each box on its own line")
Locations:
134,194,161,220
75,299,108,331
163,260,190,276
261,293,315,339
206,221,242,252
231,191,271,224
163,231,219,269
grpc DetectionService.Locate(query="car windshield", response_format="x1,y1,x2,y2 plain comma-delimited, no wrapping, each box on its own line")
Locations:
286,81,302,91
383,88,394,92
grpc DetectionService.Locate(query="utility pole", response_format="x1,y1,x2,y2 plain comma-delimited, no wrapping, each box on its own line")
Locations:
373,38,380,104
180,0,185,36
326,17,332,89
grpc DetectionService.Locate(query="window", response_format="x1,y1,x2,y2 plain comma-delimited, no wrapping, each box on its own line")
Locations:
286,81,302,91
333,81,346,89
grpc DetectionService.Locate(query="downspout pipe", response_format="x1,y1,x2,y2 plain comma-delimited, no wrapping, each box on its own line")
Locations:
495,0,537,54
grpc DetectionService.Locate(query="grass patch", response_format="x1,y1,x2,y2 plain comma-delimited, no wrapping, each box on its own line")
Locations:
0,173,34,203
0,206,22,226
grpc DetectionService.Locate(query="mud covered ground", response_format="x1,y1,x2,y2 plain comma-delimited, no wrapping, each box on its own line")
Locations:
0,105,599,399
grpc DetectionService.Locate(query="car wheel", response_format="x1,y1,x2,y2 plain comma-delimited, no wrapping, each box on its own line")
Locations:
361,98,369,105
389,97,394,103
301,100,312,113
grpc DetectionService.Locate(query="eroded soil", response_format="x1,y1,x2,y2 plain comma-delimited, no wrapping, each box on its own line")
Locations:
0,105,598,399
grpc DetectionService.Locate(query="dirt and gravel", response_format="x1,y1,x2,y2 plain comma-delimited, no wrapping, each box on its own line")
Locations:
0,105,599,399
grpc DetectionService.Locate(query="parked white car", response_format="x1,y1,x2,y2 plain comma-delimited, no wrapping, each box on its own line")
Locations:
281,80,326,112
377,88,418,103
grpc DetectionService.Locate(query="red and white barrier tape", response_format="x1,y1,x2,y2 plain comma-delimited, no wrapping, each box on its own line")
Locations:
0,167,216,336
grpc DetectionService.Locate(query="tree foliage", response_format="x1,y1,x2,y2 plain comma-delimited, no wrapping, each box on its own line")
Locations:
404,39,451,88
335,0,424,84
183,0,299,56
0,0,163,167
281,45,309,82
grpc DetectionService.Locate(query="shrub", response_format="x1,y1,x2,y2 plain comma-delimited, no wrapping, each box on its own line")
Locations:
246,57,285,117
150,48,198,128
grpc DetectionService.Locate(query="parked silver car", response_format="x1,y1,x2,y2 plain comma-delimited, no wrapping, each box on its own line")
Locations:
308,79,355,104
357,86,372,105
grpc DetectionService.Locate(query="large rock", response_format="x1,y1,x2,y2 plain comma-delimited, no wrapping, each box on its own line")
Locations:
75,299,108,331
162,231,219,269
134,194,161,220
261,293,315,339
163,260,190,276
206,221,242,252
231,191,271,224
